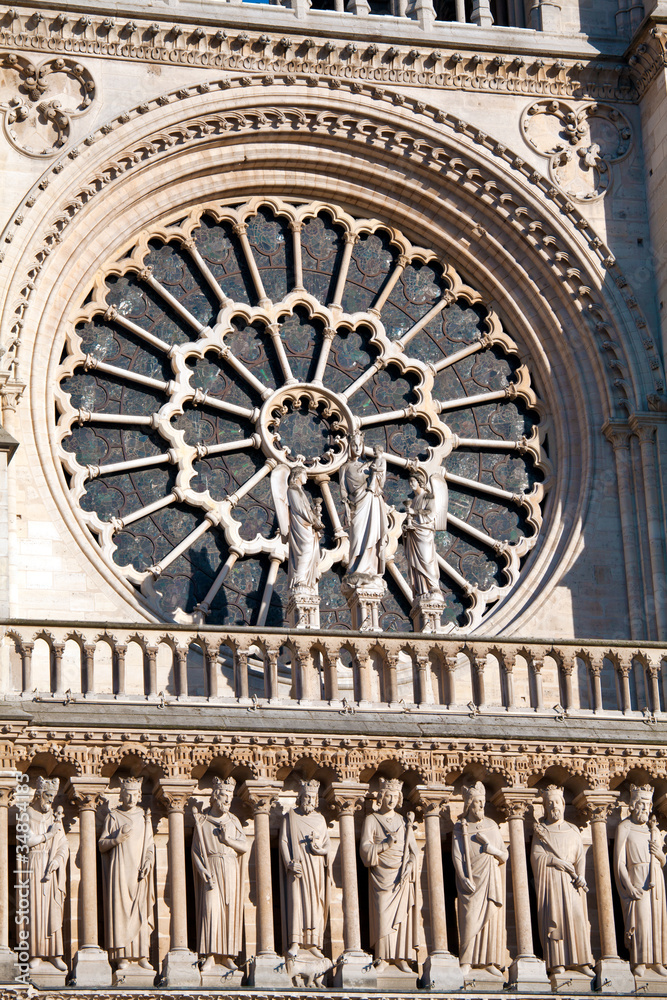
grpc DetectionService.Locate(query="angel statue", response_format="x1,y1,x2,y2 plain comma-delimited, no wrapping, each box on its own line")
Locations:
271,463,323,594
402,468,447,600
339,433,389,584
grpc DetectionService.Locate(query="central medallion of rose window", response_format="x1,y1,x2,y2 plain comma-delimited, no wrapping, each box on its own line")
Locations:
56,197,549,631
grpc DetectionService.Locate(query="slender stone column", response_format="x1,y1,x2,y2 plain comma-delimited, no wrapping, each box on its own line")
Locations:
410,785,463,990
326,782,375,988
66,777,112,986
155,779,200,986
630,416,667,639
493,789,550,992
0,774,17,981
240,780,287,987
603,422,646,637
574,791,634,993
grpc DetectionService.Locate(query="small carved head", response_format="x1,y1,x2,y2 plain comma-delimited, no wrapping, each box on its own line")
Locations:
462,779,486,821
118,776,142,807
296,778,320,814
349,430,364,459
377,777,403,811
211,776,235,812
542,784,565,824
629,783,653,823
408,467,428,491
34,776,59,810
288,464,307,488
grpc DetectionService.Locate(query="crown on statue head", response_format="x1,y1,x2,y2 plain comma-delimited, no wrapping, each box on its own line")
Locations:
378,777,402,792
462,779,486,806
119,776,142,791
542,783,564,801
629,783,654,805
35,777,59,795
212,776,236,791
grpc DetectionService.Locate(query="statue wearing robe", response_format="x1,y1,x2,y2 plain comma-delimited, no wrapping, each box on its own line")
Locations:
614,786,667,974
286,473,322,592
452,796,507,974
530,795,593,975
99,782,155,967
340,437,388,583
280,782,331,957
24,781,68,968
360,780,419,971
192,796,248,967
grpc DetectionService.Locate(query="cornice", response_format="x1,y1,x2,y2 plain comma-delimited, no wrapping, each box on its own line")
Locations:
0,8,635,103
1,725,667,789
626,17,667,98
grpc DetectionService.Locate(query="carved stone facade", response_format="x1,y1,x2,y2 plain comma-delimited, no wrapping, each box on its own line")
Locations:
0,0,666,994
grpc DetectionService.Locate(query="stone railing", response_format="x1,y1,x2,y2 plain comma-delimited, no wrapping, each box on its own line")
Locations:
2,622,666,717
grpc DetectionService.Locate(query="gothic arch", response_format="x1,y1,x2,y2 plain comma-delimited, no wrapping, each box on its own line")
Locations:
1,79,661,634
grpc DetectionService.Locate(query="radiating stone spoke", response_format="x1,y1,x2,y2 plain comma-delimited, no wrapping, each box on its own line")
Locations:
77,410,153,427
444,470,524,503
138,266,206,334
453,435,526,451
192,389,257,421
219,345,272,400
194,551,240,620
102,306,173,354
448,512,506,553
203,435,261,458
387,560,414,603
398,292,454,349
432,338,489,372
437,553,472,594
435,387,511,412
358,404,415,428
256,556,281,628
83,355,170,393
111,491,178,530
148,513,218,577
86,452,172,480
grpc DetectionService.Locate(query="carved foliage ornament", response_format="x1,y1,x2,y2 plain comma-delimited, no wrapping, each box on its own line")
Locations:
521,100,632,202
0,53,95,157
55,197,549,631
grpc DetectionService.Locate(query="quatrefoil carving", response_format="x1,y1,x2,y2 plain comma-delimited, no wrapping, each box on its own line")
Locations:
0,53,95,157
520,100,632,202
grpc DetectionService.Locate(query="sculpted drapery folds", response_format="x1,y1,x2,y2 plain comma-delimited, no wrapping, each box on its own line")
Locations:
340,434,389,584
452,781,508,978
23,777,69,970
402,469,448,599
191,777,249,972
360,777,420,972
98,777,155,971
286,466,323,593
614,784,667,976
530,785,594,978
280,779,332,960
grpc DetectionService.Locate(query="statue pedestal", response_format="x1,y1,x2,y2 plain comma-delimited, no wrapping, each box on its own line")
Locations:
333,950,376,989
112,962,157,988
200,964,243,988
161,948,201,987
26,959,67,989
343,578,385,631
0,947,16,983
422,951,464,990
595,958,634,994
550,968,595,993
287,587,320,629
463,966,506,991
249,952,291,987
375,962,420,991
632,969,667,994
71,946,113,987
410,593,446,633
508,956,551,993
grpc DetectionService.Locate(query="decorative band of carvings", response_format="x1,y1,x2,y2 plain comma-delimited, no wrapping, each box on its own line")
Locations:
0,11,635,103
0,78,662,417
1,728,665,786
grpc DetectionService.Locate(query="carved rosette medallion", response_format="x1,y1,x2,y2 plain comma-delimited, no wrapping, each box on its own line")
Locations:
55,197,548,630
520,99,632,202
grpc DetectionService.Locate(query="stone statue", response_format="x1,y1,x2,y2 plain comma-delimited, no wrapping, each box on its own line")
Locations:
23,777,69,971
530,785,594,979
402,468,447,599
280,779,332,965
191,777,249,973
99,776,155,973
452,780,508,979
339,433,389,584
285,465,323,592
360,777,419,973
614,784,667,977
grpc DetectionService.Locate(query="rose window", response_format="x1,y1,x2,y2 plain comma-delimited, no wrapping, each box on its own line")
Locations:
56,198,548,631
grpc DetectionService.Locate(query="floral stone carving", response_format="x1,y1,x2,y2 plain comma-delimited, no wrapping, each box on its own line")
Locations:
0,54,95,157
56,197,548,631
521,100,632,202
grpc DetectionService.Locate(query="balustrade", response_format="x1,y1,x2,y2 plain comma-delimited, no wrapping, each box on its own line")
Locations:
2,623,665,718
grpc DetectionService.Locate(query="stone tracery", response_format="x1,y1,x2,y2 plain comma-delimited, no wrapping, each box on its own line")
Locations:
55,197,546,631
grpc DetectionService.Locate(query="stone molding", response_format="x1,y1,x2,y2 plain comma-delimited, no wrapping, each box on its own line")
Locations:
3,726,667,787
0,15,634,104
